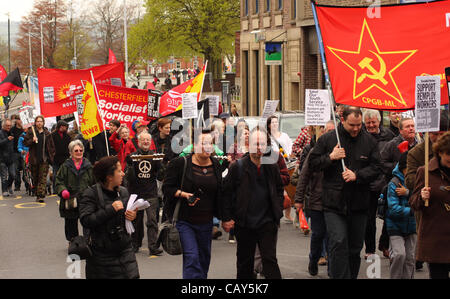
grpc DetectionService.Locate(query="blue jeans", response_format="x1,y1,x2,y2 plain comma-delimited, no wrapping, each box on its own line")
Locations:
176,220,213,279
307,209,328,264
324,211,367,279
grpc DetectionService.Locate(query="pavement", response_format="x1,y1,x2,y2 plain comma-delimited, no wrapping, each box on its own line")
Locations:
0,188,430,279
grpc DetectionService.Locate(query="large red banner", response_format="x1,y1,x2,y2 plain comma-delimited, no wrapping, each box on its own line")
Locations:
37,62,125,117
96,83,149,132
315,0,450,110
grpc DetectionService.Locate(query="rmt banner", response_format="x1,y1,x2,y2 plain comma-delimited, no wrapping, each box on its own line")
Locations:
415,76,441,133
96,83,149,131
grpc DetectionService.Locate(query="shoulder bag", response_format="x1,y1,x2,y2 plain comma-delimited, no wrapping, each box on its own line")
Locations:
157,156,187,255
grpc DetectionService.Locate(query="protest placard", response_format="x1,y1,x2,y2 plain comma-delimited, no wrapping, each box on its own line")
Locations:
305,89,331,126
415,76,441,133
182,93,199,120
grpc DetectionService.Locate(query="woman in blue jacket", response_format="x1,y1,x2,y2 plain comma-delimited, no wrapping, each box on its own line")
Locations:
386,153,416,279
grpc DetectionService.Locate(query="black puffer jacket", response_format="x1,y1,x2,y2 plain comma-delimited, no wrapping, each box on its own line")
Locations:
309,123,381,215
79,184,139,279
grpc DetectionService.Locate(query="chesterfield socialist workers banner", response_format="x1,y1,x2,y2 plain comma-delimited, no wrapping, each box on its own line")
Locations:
38,62,125,117
159,63,207,116
313,0,450,110
96,83,148,131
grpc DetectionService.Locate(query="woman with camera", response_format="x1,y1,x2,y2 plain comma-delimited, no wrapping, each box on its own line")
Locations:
79,156,139,279
162,129,224,279
55,140,95,243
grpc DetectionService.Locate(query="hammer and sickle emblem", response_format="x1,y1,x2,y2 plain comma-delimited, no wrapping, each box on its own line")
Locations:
138,160,152,173
357,50,388,85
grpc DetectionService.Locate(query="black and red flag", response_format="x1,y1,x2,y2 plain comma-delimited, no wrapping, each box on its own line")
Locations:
312,0,450,110
0,68,23,97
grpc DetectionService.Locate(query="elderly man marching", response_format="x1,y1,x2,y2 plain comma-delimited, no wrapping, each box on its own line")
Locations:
125,131,163,256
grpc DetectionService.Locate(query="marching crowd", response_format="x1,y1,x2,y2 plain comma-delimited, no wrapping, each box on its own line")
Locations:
0,105,449,279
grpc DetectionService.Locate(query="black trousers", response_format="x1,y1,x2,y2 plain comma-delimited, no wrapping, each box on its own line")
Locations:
365,191,378,254
429,263,450,279
65,218,79,242
235,221,281,279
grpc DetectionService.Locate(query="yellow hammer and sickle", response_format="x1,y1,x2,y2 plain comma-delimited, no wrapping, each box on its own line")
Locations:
357,50,388,85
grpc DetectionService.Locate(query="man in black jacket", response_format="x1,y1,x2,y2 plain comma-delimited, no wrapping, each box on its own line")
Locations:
222,127,284,279
0,119,16,196
309,106,381,279
125,131,163,256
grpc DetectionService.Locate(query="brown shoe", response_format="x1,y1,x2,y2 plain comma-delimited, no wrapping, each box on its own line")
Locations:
318,257,327,266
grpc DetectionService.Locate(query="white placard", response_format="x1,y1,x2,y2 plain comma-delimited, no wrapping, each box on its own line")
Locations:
261,100,279,120
415,76,441,133
208,96,220,116
305,89,331,126
19,106,37,129
182,93,198,120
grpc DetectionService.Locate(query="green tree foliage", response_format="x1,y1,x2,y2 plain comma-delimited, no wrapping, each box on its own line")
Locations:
129,0,240,78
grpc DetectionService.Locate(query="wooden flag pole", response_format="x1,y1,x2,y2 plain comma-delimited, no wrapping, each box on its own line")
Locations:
424,132,429,207
31,125,38,143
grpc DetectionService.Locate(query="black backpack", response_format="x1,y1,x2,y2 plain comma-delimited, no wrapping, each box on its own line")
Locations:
377,176,400,220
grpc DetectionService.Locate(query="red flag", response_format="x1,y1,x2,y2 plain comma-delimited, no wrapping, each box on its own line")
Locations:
146,81,155,90
159,64,207,116
315,0,450,110
0,64,7,81
108,48,117,64
0,68,23,97
38,62,125,117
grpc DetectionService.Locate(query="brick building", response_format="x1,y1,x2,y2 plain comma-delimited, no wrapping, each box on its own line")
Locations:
238,0,398,116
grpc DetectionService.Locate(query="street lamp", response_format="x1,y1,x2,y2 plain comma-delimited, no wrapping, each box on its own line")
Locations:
5,12,10,73
73,34,84,69
124,0,129,79
28,30,33,74
40,18,55,67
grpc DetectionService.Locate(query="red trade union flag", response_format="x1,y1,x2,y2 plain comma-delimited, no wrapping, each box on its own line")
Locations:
108,48,117,64
315,0,450,110
159,64,207,116
37,62,125,117
96,83,149,133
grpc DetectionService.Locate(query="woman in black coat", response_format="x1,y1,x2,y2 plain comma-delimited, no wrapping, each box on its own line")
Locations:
79,156,139,279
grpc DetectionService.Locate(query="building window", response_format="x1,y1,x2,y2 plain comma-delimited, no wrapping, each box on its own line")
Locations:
291,0,296,20
254,0,259,14
278,0,283,10
244,0,249,16
265,0,270,12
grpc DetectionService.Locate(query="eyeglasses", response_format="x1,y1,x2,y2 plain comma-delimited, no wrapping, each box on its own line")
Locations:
73,149,84,153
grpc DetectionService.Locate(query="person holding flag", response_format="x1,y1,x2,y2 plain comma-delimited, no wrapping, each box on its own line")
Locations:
23,116,55,203
308,106,381,279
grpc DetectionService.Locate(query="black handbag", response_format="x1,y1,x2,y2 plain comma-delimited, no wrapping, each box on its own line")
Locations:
158,157,186,255
68,235,92,260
